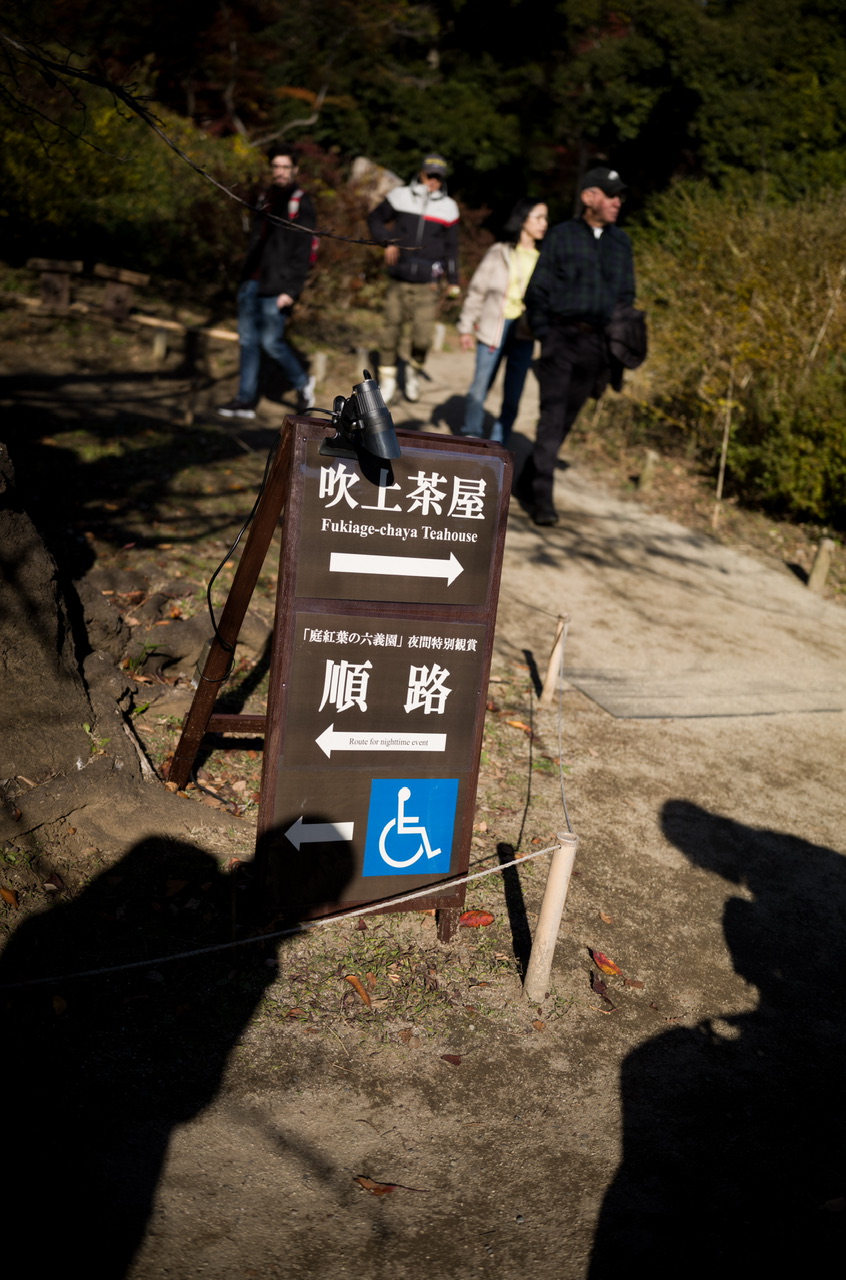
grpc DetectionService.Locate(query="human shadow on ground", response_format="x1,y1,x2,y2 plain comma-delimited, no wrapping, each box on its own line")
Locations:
589,800,846,1278
0,832,353,1279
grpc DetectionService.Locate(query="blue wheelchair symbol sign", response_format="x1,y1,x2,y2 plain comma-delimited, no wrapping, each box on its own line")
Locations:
362,778,458,877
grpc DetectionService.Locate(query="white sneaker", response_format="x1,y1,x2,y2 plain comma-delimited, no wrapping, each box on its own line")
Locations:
404,361,422,402
296,376,316,414
379,365,398,404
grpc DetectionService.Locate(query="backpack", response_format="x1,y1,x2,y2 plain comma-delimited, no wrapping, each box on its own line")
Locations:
288,188,320,268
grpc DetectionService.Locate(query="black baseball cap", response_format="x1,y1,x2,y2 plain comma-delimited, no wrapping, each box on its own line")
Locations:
580,166,627,196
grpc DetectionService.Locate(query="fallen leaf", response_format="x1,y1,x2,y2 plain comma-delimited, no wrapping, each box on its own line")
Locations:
285,1007,306,1018
440,1054,462,1066
1,887,20,908
590,970,615,1008
355,917,368,931
398,1027,414,1044
345,974,372,1008
506,719,532,734
624,978,645,989
365,971,377,991
599,911,613,924
52,995,67,1016
589,947,625,976
355,1176,396,1195
532,1020,546,1031
460,910,494,928
354,1176,429,1195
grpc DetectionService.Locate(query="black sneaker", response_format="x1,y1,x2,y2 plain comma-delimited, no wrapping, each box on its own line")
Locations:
532,505,559,526
218,398,256,420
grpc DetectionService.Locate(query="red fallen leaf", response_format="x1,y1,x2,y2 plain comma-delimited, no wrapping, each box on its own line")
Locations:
624,978,645,989
1,887,20,909
532,1019,546,1031
440,1054,462,1066
345,974,372,1008
365,972,377,991
589,947,625,976
355,917,368,931
459,910,494,928
43,872,65,892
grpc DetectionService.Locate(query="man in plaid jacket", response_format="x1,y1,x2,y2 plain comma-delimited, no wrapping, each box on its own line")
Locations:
517,167,636,526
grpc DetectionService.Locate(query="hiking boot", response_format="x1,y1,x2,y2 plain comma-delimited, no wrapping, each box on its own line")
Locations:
379,365,398,404
532,505,559,527
218,398,256,420
404,361,423,402
296,376,316,414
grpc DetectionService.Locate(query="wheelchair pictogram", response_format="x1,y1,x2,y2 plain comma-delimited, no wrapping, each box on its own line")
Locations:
363,777,458,877
378,785,441,868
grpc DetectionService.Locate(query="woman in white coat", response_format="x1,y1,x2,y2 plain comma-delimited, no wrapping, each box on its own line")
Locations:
457,198,548,444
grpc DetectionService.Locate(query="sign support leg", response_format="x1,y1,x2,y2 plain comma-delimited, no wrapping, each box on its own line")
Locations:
168,425,294,790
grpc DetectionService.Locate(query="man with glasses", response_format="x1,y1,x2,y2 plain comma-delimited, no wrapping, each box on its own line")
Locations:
218,146,316,421
368,153,461,404
516,166,636,525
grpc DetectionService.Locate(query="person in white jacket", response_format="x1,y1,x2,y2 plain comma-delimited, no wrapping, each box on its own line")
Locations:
457,198,548,444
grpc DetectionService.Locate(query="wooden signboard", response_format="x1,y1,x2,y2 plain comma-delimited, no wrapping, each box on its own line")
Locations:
170,417,511,937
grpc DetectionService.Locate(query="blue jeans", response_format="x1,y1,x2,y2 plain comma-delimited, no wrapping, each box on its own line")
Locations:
462,317,535,445
236,278,307,404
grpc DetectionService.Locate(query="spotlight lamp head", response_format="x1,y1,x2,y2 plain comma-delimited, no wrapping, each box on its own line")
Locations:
322,371,401,461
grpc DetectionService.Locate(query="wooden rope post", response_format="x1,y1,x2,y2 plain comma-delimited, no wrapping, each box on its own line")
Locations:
523,833,580,1003
808,538,835,595
539,615,570,708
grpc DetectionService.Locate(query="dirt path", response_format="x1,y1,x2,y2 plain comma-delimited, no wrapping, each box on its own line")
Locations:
3,335,846,1277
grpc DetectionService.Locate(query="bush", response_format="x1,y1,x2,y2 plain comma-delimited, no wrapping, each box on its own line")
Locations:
0,81,264,294
631,181,846,527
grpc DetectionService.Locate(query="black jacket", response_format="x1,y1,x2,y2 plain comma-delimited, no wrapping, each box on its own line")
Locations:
240,183,316,299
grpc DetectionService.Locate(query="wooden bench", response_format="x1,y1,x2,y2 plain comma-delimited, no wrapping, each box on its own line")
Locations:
93,264,150,321
26,258,83,313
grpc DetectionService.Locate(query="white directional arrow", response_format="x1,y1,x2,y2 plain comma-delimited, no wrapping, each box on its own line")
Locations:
329,550,463,586
315,724,447,759
285,815,355,850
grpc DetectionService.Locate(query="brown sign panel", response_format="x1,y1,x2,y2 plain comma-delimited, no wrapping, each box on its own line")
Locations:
257,424,511,917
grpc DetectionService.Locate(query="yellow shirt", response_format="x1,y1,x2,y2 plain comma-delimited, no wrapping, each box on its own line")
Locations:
503,244,539,321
